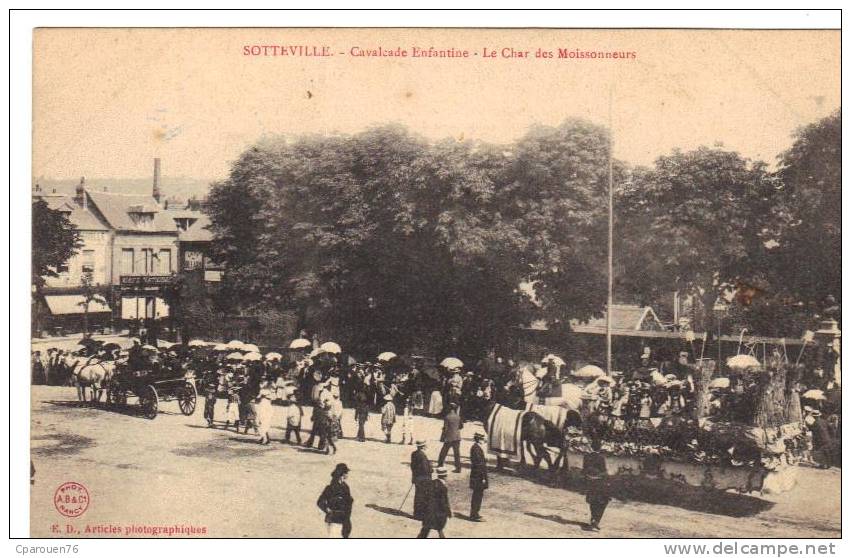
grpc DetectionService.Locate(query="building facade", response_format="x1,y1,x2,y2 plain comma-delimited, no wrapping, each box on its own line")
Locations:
33,158,213,338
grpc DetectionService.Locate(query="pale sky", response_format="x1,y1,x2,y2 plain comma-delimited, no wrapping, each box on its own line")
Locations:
33,28,840,181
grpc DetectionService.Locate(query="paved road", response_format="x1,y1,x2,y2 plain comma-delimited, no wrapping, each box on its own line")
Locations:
30,386,840,538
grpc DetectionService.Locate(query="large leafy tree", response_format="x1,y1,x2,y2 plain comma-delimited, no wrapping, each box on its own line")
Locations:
770,109,841,319
617,147,779,333
32,198,81,288
206,122,616,357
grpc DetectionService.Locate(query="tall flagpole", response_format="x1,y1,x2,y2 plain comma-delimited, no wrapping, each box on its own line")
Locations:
606,86,614,375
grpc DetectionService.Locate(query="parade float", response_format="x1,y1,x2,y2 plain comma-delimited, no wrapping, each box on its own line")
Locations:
554,355,808,495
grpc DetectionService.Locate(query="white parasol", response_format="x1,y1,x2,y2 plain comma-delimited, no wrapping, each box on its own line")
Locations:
377,351,397,362
541,354,566,367
573,364,605,379
187,339,207,347
708,377,730,390
440,357,464,369
320,341,342,354
226,339,246,350
726,354,761,370
226,352,244,361
242,343,260,354
243,352,263,361
309,347,326,358
289,338,312,350
801,389,825,401
212,343,229,352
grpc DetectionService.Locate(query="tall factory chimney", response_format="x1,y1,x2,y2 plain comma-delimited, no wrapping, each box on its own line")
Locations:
152,158,162,203
75,176,87,209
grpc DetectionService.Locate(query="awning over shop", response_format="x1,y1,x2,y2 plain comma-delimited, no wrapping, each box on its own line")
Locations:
44,295,111,315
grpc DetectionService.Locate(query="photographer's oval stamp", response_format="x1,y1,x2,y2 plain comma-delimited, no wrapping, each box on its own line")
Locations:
54,482,90,518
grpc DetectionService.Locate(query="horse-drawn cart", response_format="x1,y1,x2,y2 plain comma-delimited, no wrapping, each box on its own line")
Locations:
105,363,197,419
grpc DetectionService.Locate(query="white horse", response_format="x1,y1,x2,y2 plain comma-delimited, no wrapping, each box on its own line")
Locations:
64,355,116,403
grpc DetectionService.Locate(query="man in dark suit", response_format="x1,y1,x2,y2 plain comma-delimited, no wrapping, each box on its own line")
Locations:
437,402,462,472
417,467,452,538
582,436,611,531
410,440,433,520
469,431,488,521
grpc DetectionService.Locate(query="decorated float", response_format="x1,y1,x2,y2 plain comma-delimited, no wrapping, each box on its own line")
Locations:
552,355,807,494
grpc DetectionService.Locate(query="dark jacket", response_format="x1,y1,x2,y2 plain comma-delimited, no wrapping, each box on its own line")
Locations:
582,451,610,500
424,479,451,529
441,410,462,443
317,480,353,524
469,442,488,490
411,449,433,484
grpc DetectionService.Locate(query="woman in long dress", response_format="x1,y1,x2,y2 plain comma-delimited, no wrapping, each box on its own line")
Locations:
256,380,274,445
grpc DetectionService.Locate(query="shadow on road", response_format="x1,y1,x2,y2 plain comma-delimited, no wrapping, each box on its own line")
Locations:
524,511,587,529
365,503,415,520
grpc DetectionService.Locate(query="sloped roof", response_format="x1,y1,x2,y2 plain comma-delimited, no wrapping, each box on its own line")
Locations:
572,304,664,332
37,194,108,231
178,212,213,242
85,191,177,233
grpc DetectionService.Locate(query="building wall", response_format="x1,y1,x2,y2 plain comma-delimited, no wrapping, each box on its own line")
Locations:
110,233,179,284
43,230,111,287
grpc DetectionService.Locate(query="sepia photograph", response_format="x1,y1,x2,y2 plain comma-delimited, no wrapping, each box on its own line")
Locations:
20,16,841,541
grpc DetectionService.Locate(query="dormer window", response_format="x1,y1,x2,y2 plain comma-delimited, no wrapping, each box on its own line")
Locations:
128,204,157,229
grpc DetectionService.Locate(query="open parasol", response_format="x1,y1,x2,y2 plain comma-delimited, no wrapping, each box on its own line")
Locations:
309,347,326,358
242,343,260,353
726,354,761,370
573,364,605,379
541,354,566,367
377,351,397,362
226,352,244,361
226,339,246,350
801,389,825,401
212,343,229,352
289,338,312,350
440,357,464,370
320,341,342,354
187,339,207,348
243,352,263,361
708,377,730,390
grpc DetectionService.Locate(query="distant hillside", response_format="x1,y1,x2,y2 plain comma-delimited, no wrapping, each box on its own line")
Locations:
34,176,215,203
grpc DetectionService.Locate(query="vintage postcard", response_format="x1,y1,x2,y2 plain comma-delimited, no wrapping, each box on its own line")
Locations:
27,23,840,540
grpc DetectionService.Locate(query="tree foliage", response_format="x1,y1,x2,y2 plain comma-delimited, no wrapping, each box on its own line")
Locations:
771,109,841,316
617,147,779,332
207,122,617,356
32,199,82,288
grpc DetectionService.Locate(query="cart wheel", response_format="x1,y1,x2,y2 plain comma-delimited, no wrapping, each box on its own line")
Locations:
178,381,197,416
140,386,158,419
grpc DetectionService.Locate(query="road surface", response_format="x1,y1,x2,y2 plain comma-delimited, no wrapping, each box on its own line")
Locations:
30,386,840,538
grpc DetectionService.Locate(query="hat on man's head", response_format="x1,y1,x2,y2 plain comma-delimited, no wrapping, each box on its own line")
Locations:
473,432,486,442
416,439,427,448
331,463,350,478
436,467,448,478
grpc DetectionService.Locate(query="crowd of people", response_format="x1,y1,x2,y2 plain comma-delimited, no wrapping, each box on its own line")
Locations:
30,334,841,535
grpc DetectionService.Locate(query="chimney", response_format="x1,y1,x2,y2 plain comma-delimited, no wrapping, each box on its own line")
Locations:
75,177,87,209
153,158,162,203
